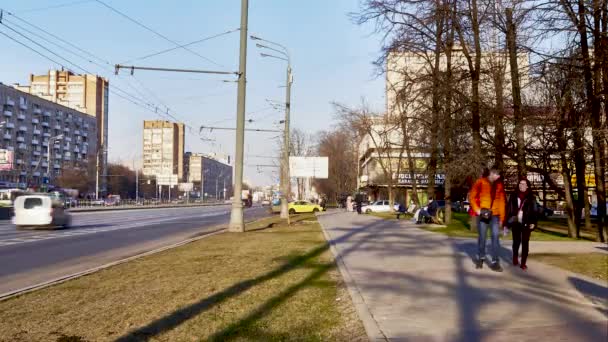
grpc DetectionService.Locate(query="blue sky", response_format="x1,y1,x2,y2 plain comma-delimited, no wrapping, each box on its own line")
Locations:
0,0,384,186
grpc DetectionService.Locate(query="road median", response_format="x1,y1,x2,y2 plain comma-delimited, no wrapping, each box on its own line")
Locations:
0,214,366,342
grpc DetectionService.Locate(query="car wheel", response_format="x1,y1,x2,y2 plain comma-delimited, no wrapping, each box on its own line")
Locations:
365,209,372,214
313,208,319,213
289,209,296,215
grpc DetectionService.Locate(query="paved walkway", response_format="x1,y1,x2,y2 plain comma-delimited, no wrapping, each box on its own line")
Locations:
318,211,608,342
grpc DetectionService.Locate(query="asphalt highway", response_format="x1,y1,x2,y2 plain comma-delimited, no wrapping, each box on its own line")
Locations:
0,205,269,295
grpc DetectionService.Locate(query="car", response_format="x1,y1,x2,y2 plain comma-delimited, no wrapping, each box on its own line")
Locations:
261,199,271,206
288,200,323,214
12,194,71,229
361,200,400,213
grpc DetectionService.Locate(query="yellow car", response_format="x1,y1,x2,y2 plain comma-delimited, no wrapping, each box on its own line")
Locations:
288,201,323,214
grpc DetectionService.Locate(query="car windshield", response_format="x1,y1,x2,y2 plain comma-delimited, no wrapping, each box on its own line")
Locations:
24,198,43,209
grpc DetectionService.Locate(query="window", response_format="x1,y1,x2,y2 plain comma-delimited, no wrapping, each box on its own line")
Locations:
24,197,43,209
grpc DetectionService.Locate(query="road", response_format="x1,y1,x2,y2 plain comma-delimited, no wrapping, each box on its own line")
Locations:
0,205,269,296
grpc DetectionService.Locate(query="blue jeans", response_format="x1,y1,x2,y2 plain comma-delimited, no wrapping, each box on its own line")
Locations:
477,215,500,263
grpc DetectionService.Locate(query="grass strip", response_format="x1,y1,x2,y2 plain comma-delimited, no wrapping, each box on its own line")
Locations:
0,214,366,342
534,253,608,281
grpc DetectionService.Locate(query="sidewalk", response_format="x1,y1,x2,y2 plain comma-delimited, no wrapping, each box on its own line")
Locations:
318,211,608,342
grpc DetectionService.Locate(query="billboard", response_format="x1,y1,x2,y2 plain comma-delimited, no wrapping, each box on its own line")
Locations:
157,174,178,186
393,173,445,186
178,182,193,191
0,149,14,171
289,157,328,179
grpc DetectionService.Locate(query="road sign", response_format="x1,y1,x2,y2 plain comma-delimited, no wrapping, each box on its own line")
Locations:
157,174,178,186
289,157,328,179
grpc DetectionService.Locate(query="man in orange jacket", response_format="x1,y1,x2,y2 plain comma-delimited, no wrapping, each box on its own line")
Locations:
469,166,506,271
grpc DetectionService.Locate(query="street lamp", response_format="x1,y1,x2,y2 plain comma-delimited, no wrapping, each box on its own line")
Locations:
47,134,64,184
252,35,292,222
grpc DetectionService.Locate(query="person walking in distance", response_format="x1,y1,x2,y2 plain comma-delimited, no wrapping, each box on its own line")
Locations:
506,178,538,271
469,166,506,271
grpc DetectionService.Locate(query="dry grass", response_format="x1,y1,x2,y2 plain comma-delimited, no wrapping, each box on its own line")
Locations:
534,253,608,282
0,214,366,342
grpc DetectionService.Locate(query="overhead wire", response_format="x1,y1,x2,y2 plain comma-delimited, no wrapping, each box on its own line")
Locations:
94,0,224,68
14,0,93,14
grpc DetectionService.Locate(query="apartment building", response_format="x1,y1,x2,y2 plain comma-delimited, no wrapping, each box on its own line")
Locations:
0,83,98,186
142,120,185,181
184,152,233,200
13,70,109,190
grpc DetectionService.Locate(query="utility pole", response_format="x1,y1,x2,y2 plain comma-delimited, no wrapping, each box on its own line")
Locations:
228,0,249,233
96,144,103,200
281,66,292,222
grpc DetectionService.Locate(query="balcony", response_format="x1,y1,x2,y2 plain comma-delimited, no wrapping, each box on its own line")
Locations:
41,122,50,127
63,145,70,151
34,108,42,114
18,143,26,150
20,171,27,176
6,146,13,151
3,110,12,117
42,141,48,147
74,130,81,136
33,172,40,177
64,137,72,142
56,154,62,160
54,124,61,130
64,127,70,133
6,98,15,106
15,159,23,165
43,132,50,138
43,111,51,117
54,164,60,169
33,129,41,135
74,147,80,153
19,102,27,110
6,122,14,129
82,132,88,138
33,150,41,156
18,126,27,132
41,162,48,168
32,139,39,145
17,113,25,120
16,136,25,143
32,118,39,124
84,123,89,129
3,133,11,140
64,152,71,158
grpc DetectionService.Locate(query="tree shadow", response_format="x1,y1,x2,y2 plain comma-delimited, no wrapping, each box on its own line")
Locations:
115,214,378,341
569,276,608,317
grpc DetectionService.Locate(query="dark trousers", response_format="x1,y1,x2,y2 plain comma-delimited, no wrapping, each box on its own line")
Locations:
512,223,531,265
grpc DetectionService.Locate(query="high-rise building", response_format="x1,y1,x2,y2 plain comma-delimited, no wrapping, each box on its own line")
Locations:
0,82,98,186
12,70,109,191
142,120,185,181
184,152,232,200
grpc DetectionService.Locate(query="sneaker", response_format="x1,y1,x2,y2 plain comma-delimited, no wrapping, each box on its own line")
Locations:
520,264,528,271
475,258,484,269
491,262,503,272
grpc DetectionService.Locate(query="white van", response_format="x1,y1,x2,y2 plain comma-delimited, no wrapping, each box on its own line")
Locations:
12,195,71,229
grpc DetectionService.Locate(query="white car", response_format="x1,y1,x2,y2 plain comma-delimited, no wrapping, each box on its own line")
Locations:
12,195,71,229
362,200,399,213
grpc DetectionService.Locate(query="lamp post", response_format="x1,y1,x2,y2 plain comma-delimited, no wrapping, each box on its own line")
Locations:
252,35,292,222
47,134,64,185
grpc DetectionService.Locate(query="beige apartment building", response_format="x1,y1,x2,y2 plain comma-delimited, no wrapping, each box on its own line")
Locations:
184,152,233,200
0,83,98,187
13,70,109,191
142,120,185,181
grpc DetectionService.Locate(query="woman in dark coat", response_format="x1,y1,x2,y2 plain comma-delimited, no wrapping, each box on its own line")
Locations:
505,178,538,271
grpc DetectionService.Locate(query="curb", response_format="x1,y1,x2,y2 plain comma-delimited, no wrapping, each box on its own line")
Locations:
317,214,388,342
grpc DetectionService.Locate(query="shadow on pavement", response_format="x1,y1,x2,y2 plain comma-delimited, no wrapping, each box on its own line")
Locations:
569,276,608,317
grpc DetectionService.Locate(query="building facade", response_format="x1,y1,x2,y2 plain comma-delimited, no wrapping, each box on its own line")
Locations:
13,70,109,191
142,120,185,181
184,152,232,200
0,83,98,187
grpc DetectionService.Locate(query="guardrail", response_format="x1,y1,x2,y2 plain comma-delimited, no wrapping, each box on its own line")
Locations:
64,199,227,209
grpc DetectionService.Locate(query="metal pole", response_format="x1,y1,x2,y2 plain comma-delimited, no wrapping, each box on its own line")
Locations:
135,162,139,202
46,139,51,182
280,65,292,224
95,147,100,200
229,0,248,232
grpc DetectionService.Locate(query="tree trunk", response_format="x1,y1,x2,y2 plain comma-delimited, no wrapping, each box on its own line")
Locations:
428,0,445,199
443,0,456,225
557,103,577,237
573,127,592,238
506,8,526,178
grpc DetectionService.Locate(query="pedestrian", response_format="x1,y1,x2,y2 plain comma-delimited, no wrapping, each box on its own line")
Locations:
396,203,406,219
417,198,438,224
355,196,362,214
469,165,506,272
506,178,538,271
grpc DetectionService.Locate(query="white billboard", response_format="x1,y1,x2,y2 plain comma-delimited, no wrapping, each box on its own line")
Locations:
178,182,194,191
289,157,328,179
157,174,178,186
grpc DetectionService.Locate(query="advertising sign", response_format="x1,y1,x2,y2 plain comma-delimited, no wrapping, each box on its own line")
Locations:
178,182,194,191
0,149,14,171
157,174,178,186
289,157,328,179
393,173,445,186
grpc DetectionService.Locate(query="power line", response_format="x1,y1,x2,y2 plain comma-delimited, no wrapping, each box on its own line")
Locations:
121,28,240,64
94,0,223,67
15,0,93,13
